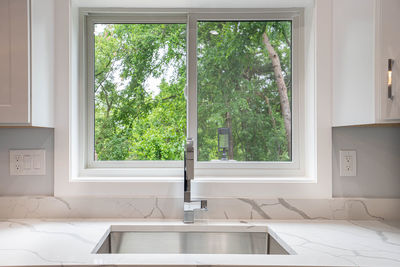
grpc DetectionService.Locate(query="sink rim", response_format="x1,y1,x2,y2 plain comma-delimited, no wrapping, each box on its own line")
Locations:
110,223,269,232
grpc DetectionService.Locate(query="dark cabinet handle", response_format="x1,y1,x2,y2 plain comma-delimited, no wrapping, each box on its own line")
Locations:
388,59,394,100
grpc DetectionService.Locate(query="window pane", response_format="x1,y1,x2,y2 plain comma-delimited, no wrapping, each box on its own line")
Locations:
197,21,292,162
94,23,186,161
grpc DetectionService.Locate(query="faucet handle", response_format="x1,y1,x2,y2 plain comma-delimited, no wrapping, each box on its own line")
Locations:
184,200,207,211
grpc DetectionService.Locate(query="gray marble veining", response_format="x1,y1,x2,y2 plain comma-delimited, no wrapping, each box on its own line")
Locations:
0,196,399,222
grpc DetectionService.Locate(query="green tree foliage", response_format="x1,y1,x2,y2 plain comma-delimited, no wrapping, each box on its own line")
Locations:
93,21,291,162
94,23,187,160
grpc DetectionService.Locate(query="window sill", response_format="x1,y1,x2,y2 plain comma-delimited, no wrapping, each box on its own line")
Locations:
72,175,317,183
60,174,325,198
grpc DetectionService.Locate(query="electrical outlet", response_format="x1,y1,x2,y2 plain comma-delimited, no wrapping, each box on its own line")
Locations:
339,150,357,176
9,150,46,176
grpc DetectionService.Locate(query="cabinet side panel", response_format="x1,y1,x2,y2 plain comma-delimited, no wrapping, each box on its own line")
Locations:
31,0,55,127
332,0,375,126
0,0,30,124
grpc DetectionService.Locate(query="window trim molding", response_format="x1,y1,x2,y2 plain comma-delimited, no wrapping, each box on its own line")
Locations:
54,1,333,198
82,9,304,177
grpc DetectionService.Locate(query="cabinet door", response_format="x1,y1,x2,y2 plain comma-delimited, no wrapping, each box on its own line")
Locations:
379,0,400,120
332,0,375,126
0,0,30,124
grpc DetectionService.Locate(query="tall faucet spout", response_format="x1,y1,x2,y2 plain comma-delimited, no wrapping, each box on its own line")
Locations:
184,138,194,203
183,138,207,223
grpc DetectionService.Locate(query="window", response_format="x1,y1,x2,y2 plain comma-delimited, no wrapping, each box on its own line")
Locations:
56,3,333,198
84,11,303,176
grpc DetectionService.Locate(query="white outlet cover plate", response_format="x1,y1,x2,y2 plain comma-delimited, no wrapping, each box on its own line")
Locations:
339,150,357,177
9,149,46,176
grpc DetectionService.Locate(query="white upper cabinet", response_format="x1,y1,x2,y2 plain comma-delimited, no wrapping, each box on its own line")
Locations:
332,0,400,126
377,0,400,121
0,0,55,127
0,0,30,124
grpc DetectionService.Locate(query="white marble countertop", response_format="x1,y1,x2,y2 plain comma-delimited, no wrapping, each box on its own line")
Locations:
0,219,399,267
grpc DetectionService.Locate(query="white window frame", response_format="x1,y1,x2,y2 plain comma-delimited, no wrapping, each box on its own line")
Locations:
54,2,333,198
82,10,304,178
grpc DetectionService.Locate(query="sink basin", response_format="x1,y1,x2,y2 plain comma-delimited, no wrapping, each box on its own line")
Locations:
94,225,289,255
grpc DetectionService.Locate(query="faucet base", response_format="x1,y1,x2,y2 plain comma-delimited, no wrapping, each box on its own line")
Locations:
183,210,195,224
183,200,207,224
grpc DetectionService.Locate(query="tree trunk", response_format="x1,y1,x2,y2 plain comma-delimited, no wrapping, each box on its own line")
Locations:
262,32,292,156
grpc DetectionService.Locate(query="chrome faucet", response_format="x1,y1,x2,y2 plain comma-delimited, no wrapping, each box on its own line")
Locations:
184,138,207,223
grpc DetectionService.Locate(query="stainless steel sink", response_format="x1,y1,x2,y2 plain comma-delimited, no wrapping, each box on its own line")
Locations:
94,226,289,255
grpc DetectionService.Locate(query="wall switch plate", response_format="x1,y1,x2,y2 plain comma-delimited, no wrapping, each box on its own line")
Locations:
339,150,357,176
9,150,46,176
